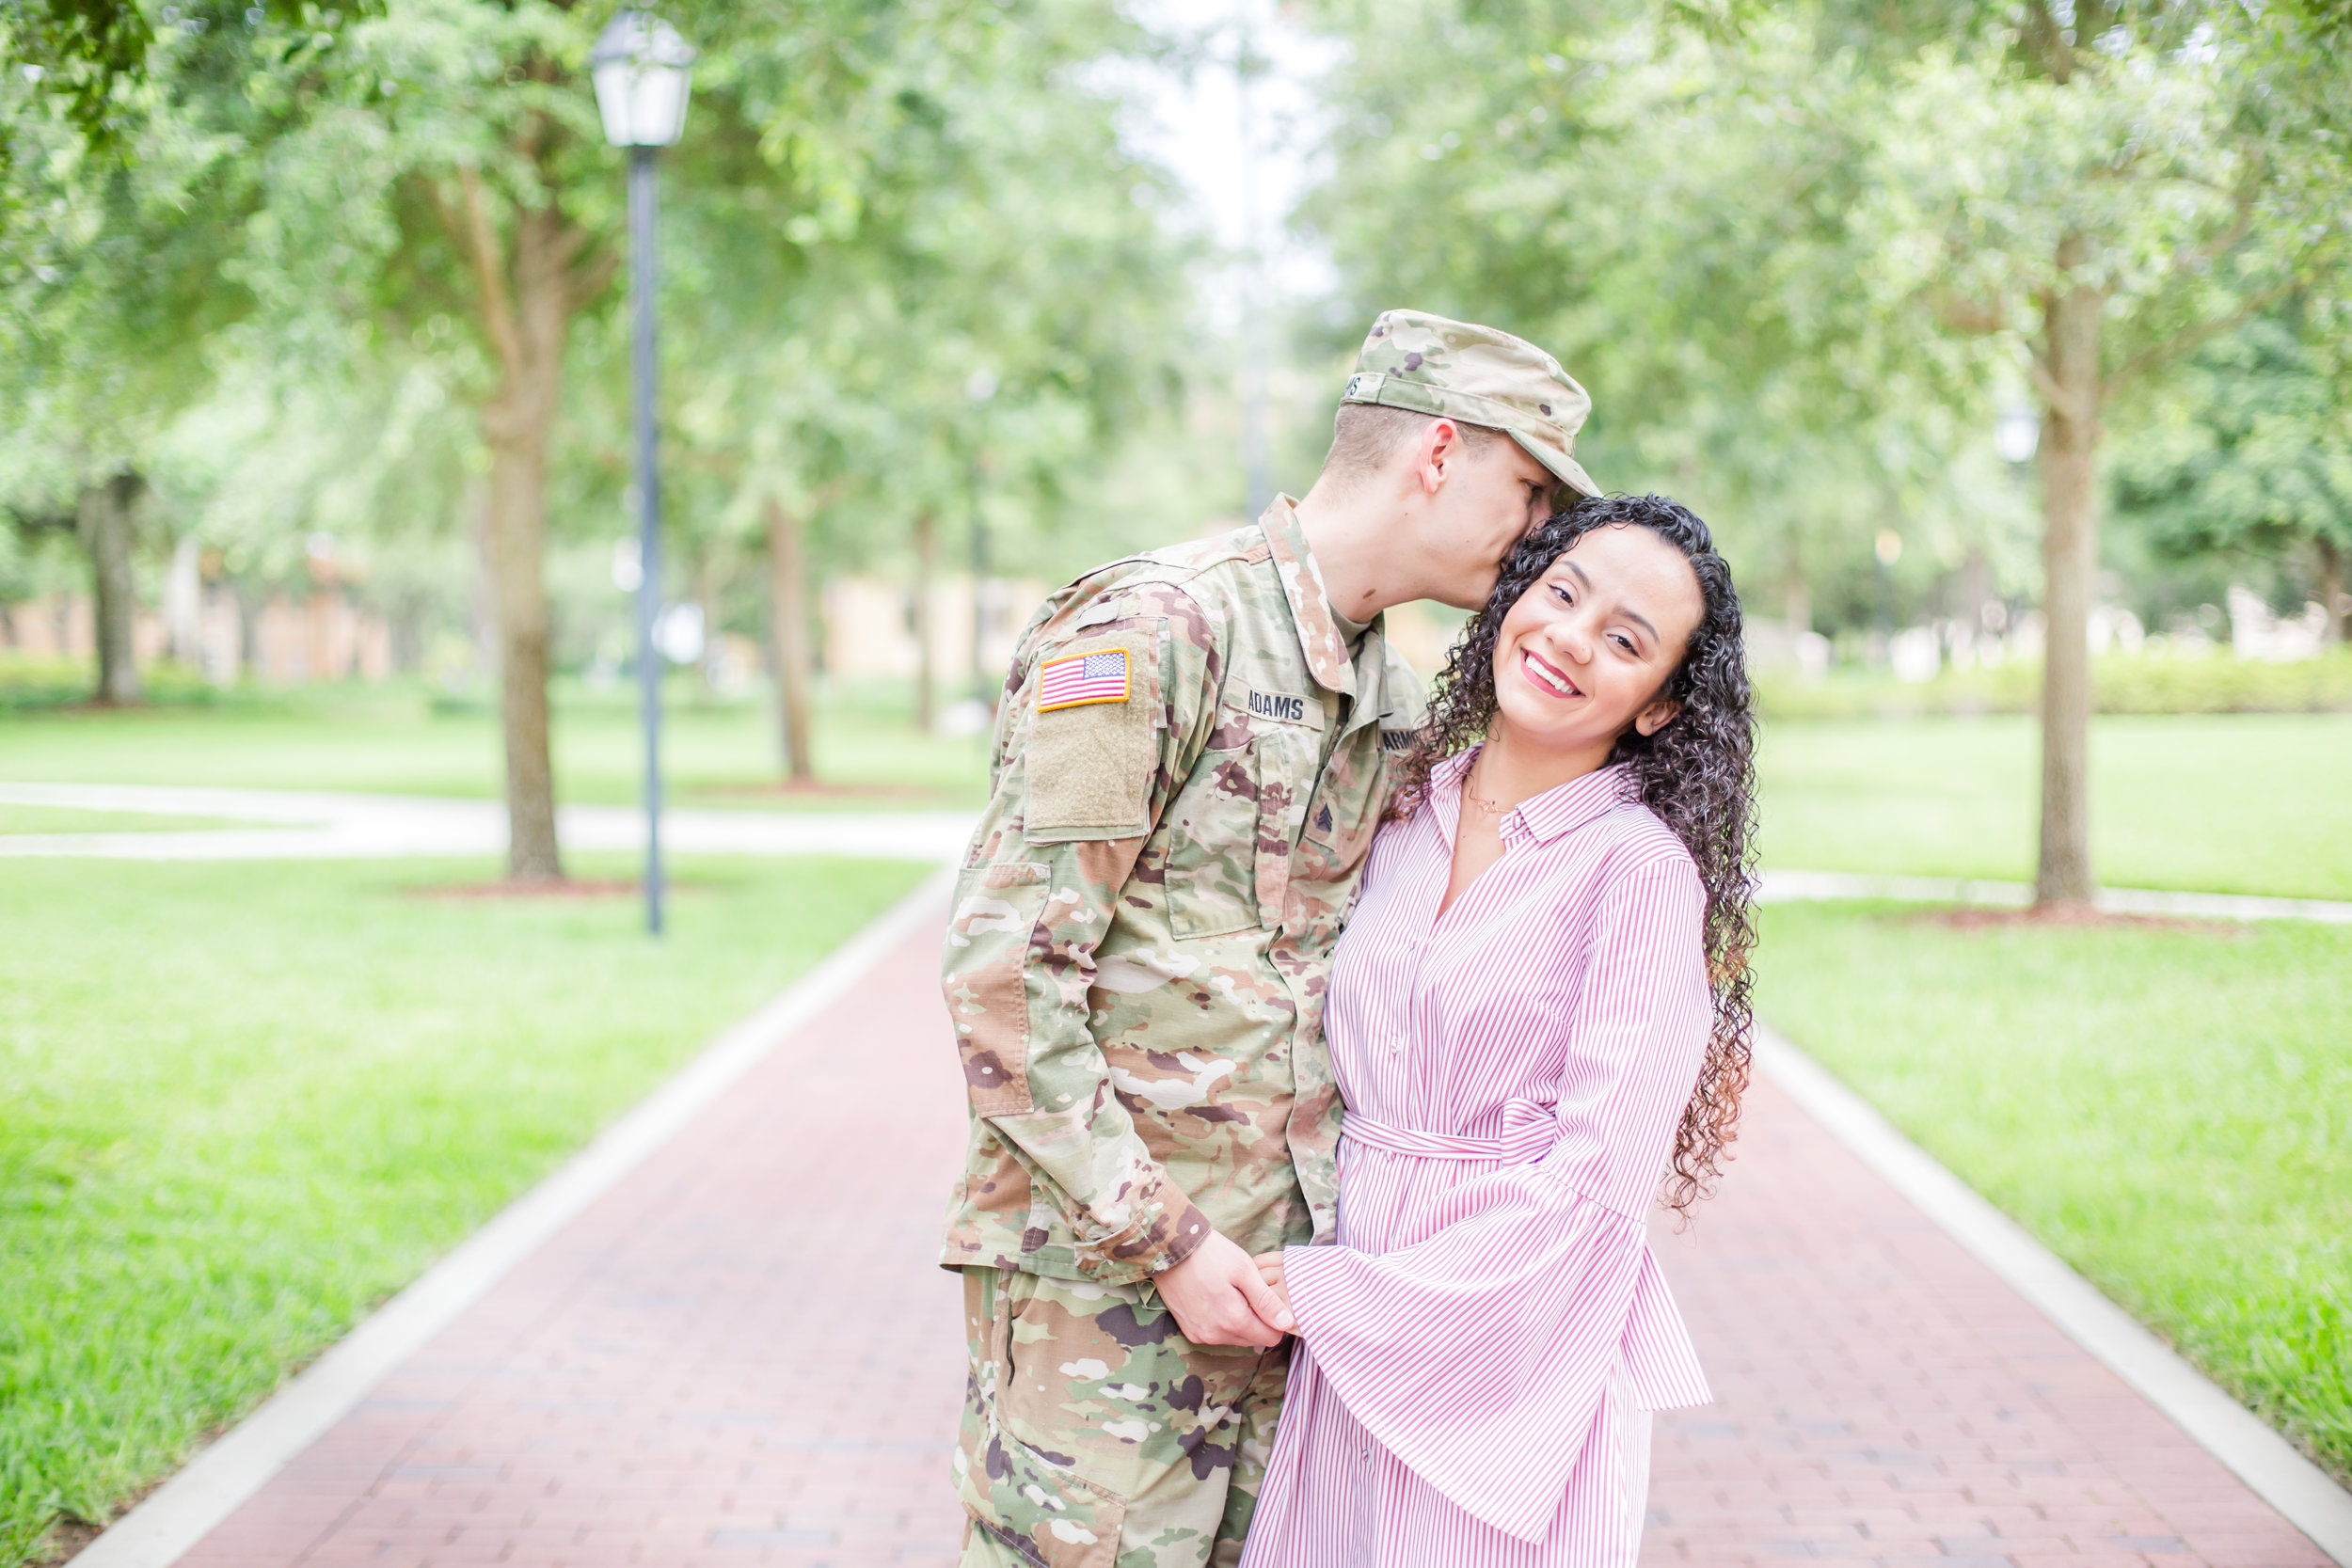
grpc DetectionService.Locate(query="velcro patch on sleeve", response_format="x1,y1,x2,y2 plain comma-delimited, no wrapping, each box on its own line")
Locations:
1025,638,1152,840
1037,648,1130,712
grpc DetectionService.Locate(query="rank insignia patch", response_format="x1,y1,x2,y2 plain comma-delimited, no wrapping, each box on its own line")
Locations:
1037,649,1130,711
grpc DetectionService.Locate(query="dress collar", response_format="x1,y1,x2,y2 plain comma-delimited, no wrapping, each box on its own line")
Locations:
1513,760,1636,844
1258,495,1357,698
1432,749,1633,847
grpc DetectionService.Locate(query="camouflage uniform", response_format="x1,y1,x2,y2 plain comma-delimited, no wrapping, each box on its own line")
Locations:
941,309,1604,1568
943,497,1422,1567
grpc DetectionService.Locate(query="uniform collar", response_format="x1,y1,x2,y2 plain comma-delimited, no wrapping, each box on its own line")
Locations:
1258,495,1357,698
1431,750,1632,847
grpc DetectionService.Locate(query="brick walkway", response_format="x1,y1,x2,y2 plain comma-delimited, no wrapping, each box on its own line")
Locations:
1645,1077,2328,1568
162,911,2328,1568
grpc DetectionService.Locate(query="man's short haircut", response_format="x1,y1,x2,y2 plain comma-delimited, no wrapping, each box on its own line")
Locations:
1319,402,1507,487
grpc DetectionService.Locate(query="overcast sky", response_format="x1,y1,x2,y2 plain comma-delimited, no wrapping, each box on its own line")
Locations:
1108,0,1346,326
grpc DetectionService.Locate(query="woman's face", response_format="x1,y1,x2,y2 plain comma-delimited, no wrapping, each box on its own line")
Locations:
1488,523,1707,757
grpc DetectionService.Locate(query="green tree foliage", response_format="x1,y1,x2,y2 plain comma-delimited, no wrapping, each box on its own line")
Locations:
655,0,1187,770
2111,305,2352,642
1300,0,2019,634
0,8,288,699
1304,0,2351,905
1850,0,2349,904
4,0,1186,866
0,1,373,147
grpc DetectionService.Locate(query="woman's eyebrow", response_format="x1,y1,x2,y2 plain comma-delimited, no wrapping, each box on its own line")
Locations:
1563,560,1659,641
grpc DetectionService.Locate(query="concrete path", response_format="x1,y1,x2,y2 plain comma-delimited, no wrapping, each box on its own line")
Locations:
0,783,971,863
88,902,2336,1568
10,783,2349,927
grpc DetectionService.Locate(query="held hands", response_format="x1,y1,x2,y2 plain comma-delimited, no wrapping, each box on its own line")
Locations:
1154,1230,1293,1347
1252,1249,1295,1324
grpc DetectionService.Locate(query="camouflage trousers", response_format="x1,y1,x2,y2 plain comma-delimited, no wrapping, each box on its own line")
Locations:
953,1265,1291,1568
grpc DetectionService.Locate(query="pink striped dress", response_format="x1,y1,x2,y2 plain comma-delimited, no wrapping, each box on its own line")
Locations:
1239,752,1714,1568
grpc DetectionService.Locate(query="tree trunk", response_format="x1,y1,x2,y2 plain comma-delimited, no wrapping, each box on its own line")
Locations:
969,466,993,708
2034,279,2103,911
232,575,266,681
913,509,938,733
80,470,143,705
471,195,579,883
694,551,727,697
165,534,202,667
766,496,815,784
463,481,498,684
2318,535,2345,646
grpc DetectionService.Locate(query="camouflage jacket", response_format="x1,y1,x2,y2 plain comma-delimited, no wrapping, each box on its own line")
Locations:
939,499,1424,1287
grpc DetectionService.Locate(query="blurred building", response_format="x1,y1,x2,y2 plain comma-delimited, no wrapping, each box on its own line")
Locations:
818,575,1470,689
0,588,391,685
822,576,1048,685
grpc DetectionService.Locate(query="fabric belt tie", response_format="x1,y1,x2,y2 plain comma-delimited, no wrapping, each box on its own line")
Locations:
1340,1112,1553,1164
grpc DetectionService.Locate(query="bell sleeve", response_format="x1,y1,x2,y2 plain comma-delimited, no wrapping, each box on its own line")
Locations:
1277,850,1717,1544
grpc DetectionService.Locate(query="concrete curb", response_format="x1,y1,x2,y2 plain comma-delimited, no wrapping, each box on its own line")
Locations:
1756,1025,2352,1566
69,866,957,1568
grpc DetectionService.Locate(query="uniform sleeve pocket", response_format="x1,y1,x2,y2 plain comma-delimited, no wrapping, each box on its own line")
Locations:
1024,636,1156,842
946,861,1051,1116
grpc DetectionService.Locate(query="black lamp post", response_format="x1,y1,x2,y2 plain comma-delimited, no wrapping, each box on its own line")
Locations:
592,9,694,936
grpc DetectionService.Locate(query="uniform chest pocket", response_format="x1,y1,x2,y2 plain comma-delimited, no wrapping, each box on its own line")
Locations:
1297,731,1392,884
1159,709,1317,938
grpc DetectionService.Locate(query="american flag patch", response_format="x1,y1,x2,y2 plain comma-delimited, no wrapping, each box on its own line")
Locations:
1037,649,1130,711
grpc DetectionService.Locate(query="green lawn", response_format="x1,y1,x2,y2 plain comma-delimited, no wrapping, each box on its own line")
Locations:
1756,712,2352,901
0,852,929,1566
1758,902,2352,1480
0,680,992,810
8,690,2348,899
0,805,238,834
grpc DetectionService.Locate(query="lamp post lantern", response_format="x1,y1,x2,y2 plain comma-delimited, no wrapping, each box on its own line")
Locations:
592,9,694,935
1994,404,2042,466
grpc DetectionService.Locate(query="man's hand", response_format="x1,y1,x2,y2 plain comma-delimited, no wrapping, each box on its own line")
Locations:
1154,1230,1293,1347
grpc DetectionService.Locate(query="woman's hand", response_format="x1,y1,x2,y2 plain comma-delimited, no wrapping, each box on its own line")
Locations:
1251,1250,1295,1327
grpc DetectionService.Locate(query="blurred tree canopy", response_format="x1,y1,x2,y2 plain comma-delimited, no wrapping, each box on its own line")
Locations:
1304,0,2351,903
1,0,1186,879
5,0,2348,899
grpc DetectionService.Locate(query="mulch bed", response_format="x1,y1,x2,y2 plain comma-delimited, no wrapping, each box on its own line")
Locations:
687,780,940,803
402,878,696,900
1898,905,2244,937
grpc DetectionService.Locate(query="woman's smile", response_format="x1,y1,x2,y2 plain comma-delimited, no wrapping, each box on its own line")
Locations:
1518,646,1582,700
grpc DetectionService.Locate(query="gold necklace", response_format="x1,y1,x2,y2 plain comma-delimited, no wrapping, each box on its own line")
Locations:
1462,756,1510,816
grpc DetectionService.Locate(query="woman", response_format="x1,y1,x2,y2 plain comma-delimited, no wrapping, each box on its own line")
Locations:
1239,494,1756,1567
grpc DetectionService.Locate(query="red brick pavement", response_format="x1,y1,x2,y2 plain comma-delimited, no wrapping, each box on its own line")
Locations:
176,910,974,1568
165,912,2329,1568
1643,1075,2329,1568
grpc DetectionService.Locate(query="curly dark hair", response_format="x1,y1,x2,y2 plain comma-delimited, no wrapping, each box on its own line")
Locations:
1391,493,1758,1215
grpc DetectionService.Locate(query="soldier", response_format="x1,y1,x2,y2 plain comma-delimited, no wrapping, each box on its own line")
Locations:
944,309,1604,1568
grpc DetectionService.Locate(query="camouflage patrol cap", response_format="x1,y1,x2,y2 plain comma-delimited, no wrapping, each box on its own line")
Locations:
1341,309,1600,499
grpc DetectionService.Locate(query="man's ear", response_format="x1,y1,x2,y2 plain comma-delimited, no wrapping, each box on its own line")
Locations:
1632,696,1681,737
1415,418,1466,495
